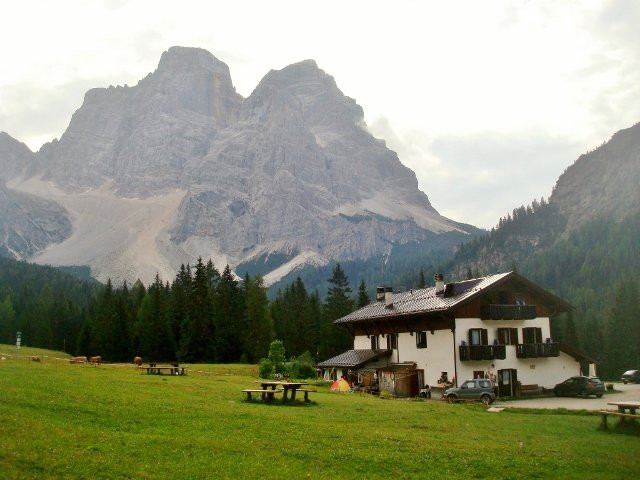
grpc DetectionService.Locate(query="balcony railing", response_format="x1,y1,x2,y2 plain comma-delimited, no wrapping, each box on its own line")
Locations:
480,304,537,320
459,344,506,361
515,342,560,358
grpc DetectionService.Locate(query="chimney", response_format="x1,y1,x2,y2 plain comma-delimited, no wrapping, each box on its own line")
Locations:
434,273,445,295
376,286,385,303
385,287,394,308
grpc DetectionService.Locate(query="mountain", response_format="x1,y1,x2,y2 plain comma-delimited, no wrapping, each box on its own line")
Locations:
0,134,71,259
551,122,640,230
1,46,479,284
447,121,640,279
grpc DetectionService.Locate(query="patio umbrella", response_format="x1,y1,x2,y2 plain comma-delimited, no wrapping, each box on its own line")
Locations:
330,378,351,392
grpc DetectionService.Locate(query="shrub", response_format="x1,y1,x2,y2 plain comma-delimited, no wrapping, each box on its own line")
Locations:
258,358,274,379
268,340,286,374
285,359,300,379
296,351,316,379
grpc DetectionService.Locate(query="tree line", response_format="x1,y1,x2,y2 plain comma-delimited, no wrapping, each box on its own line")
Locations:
0,256,365,365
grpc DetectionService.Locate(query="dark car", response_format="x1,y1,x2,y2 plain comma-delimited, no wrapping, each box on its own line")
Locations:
553,376,604,398
621,370,640,384
444,378,495,405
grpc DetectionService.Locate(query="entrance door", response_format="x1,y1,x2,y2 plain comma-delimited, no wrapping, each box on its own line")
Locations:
498,369,518,397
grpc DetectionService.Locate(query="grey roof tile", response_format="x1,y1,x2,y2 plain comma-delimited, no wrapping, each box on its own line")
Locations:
317,349,392,367
336,272,512,324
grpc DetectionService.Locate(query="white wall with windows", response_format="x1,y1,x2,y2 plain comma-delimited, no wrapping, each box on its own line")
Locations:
453,317,580,387
349,316,581,389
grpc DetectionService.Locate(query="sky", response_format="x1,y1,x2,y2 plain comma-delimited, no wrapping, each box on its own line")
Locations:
1,0,639,229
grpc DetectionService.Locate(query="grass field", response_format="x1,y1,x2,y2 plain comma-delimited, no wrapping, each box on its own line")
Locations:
1,345,638,479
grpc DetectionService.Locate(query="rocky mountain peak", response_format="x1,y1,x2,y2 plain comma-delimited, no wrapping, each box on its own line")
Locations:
0,132,35,180
247,59,362,129
2,47,476,285
550,121,640,229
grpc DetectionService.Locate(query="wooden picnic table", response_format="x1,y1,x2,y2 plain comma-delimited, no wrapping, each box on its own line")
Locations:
255,381,310,402
598,401,640,429
607,401,640,414
145,365,187,376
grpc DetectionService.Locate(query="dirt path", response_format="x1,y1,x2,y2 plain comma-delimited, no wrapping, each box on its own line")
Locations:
494,382,640,410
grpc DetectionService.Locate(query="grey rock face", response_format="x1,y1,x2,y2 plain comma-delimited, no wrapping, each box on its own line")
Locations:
3,47,475,283
0,182,72,259
0,132,35,181
0,134,71,259
550,122,640,230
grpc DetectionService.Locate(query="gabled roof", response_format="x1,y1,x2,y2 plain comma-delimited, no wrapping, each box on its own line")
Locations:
317,349,392,368
336,271,571,325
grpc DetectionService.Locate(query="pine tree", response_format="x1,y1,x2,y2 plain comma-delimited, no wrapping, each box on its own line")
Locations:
357,279,369,308
136,274,175,361
179,258,213,362
604,279,640,377
0,294,16,344
322,263,354,358
213,265,244,363
244,275,273,362
418,268,426,288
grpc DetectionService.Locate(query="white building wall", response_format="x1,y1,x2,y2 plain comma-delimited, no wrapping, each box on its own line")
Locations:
354,331,456,387
349,316,581,389
454,317,581,388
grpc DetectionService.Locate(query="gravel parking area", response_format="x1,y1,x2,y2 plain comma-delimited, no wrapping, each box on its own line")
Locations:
494,382,640,410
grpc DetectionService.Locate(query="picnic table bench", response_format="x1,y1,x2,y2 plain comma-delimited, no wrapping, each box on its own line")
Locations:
242,389,284,402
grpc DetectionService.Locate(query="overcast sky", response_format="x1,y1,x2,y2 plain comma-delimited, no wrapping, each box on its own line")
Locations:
1,0,639,229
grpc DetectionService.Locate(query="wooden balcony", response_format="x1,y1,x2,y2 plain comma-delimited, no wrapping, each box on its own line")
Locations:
459,344,506,361
480,304,537,320
515,342,560,358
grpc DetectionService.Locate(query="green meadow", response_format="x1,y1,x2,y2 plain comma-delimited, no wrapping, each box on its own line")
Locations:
0,346,638,480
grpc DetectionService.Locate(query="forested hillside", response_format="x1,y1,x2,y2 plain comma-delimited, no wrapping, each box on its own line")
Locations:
0,256,357,365
0,257,97,352
441,206,640,378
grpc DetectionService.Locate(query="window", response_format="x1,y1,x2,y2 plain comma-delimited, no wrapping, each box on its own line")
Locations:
416,331,428,349
386,333,398,350
479,380,492,388
497,328,518,345
469,328,488,346
370,335,379,350
473,370,485,379
522,327,542,344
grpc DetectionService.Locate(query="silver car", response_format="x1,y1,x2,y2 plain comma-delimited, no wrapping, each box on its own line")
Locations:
444,378,496,405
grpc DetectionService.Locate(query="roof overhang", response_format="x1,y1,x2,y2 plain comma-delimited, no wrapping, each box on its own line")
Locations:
560,343,598,364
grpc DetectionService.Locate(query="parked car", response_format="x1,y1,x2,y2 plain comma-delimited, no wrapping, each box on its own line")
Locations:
621,369,640,384
444,378,495,405
553,376,604,398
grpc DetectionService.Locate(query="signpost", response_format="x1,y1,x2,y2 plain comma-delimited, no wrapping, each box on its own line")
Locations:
16,331,21,349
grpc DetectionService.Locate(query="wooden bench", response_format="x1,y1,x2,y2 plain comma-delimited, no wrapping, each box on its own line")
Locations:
296,389,316,402
242,389,283,402
597,410,640,429
520,384,542,396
